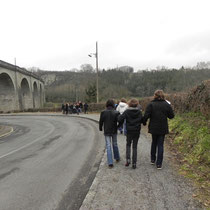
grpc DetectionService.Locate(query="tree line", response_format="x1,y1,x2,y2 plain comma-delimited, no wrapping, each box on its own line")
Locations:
35,66,210,103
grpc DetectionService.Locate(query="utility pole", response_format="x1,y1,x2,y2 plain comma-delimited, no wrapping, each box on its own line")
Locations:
88,42,99,103
96,41,99,103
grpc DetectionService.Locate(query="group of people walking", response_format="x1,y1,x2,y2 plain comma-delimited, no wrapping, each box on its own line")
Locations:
99,90,174,170
62,101,89,115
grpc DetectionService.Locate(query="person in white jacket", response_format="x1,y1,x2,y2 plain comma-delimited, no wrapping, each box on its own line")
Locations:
116,98,128,135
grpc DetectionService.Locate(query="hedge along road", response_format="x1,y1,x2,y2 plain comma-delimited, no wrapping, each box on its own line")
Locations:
0,114,104,210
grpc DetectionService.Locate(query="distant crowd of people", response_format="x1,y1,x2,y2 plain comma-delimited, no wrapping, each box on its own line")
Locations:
99,89,174,170
61,101,89,115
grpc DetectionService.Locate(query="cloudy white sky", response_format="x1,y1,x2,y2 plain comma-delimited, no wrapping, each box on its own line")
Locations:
1,0,210,71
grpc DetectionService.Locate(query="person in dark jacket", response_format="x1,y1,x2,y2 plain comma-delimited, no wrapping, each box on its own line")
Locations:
75,103,80,115
65,103,69,115
143,90,174,169
84,102,89,114
69,103,73,114
99,99,120,168
118,98,143,169
79,101,83,113
61,103,65,114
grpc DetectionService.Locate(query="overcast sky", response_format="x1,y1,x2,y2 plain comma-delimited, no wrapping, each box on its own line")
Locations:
1,0,210,71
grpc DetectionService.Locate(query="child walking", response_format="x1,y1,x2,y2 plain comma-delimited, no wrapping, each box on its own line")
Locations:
99,99,120,168
118,98,143,169
116,98,128,135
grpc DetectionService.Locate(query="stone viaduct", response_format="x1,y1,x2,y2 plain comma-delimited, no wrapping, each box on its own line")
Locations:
0,60,45,112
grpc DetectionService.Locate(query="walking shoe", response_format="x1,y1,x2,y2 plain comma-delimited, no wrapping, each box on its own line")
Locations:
132,163,136,169
125,159,130,167
108,164,113,168
116,159,120,162
151,160,155,165
157,165,162,169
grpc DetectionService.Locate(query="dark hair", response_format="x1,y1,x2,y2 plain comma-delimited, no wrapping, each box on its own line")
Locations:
128,98,139,107
106,99,115,108
154,90,165,100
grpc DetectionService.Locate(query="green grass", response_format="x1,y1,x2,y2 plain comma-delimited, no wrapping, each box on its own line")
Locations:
168,112,210,207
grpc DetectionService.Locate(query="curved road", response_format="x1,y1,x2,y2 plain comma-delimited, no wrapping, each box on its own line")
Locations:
0,115,103,210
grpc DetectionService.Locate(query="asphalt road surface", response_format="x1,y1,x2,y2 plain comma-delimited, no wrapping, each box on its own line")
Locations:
0,115,103,210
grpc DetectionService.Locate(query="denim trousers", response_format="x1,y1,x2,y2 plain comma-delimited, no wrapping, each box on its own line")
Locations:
105,134,120,165
118,120,127,135
123,120,127,135
151,134,165,166
126,132,140,164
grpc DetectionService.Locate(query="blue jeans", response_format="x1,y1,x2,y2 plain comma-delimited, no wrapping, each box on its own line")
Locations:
151,134,165,166
105,134,120,165
118,120,127,135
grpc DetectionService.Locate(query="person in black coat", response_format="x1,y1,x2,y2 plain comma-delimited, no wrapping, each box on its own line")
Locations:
99,99,120,168
61,103,65,114
65,103,69,115
118,98,143,169
143,90,174,169
84,103,89,114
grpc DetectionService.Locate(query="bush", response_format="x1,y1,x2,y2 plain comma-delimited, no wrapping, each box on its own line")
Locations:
139,80,210,118
88,103,105,112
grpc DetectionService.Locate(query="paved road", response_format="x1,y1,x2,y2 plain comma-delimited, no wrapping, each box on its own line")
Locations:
0,115,103,210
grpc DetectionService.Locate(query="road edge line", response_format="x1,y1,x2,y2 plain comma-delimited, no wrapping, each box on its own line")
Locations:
0,126,13,139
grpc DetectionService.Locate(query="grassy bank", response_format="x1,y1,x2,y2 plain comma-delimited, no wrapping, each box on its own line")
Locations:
167,112,210,207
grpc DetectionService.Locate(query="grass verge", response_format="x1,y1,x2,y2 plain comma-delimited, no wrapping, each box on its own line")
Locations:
167,112,210,208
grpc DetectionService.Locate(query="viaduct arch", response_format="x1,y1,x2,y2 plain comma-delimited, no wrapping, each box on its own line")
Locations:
0,60,45,112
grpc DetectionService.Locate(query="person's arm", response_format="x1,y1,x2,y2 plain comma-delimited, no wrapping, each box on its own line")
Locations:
116,111,121,128
99,112,104,131
167,104,175,119
142,103,152,124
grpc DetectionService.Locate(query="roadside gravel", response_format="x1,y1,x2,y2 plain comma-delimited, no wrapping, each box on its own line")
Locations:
79,114,202,210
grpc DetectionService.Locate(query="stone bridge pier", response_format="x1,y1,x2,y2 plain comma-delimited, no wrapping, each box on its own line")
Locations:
0,60,45,112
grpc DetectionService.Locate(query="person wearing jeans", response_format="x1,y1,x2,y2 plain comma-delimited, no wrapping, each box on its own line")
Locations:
151,134,165,166
143,90,174,169
105,134,120,165
99,99,120,168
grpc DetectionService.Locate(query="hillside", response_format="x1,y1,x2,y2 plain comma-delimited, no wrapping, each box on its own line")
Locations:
35,68,210,103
